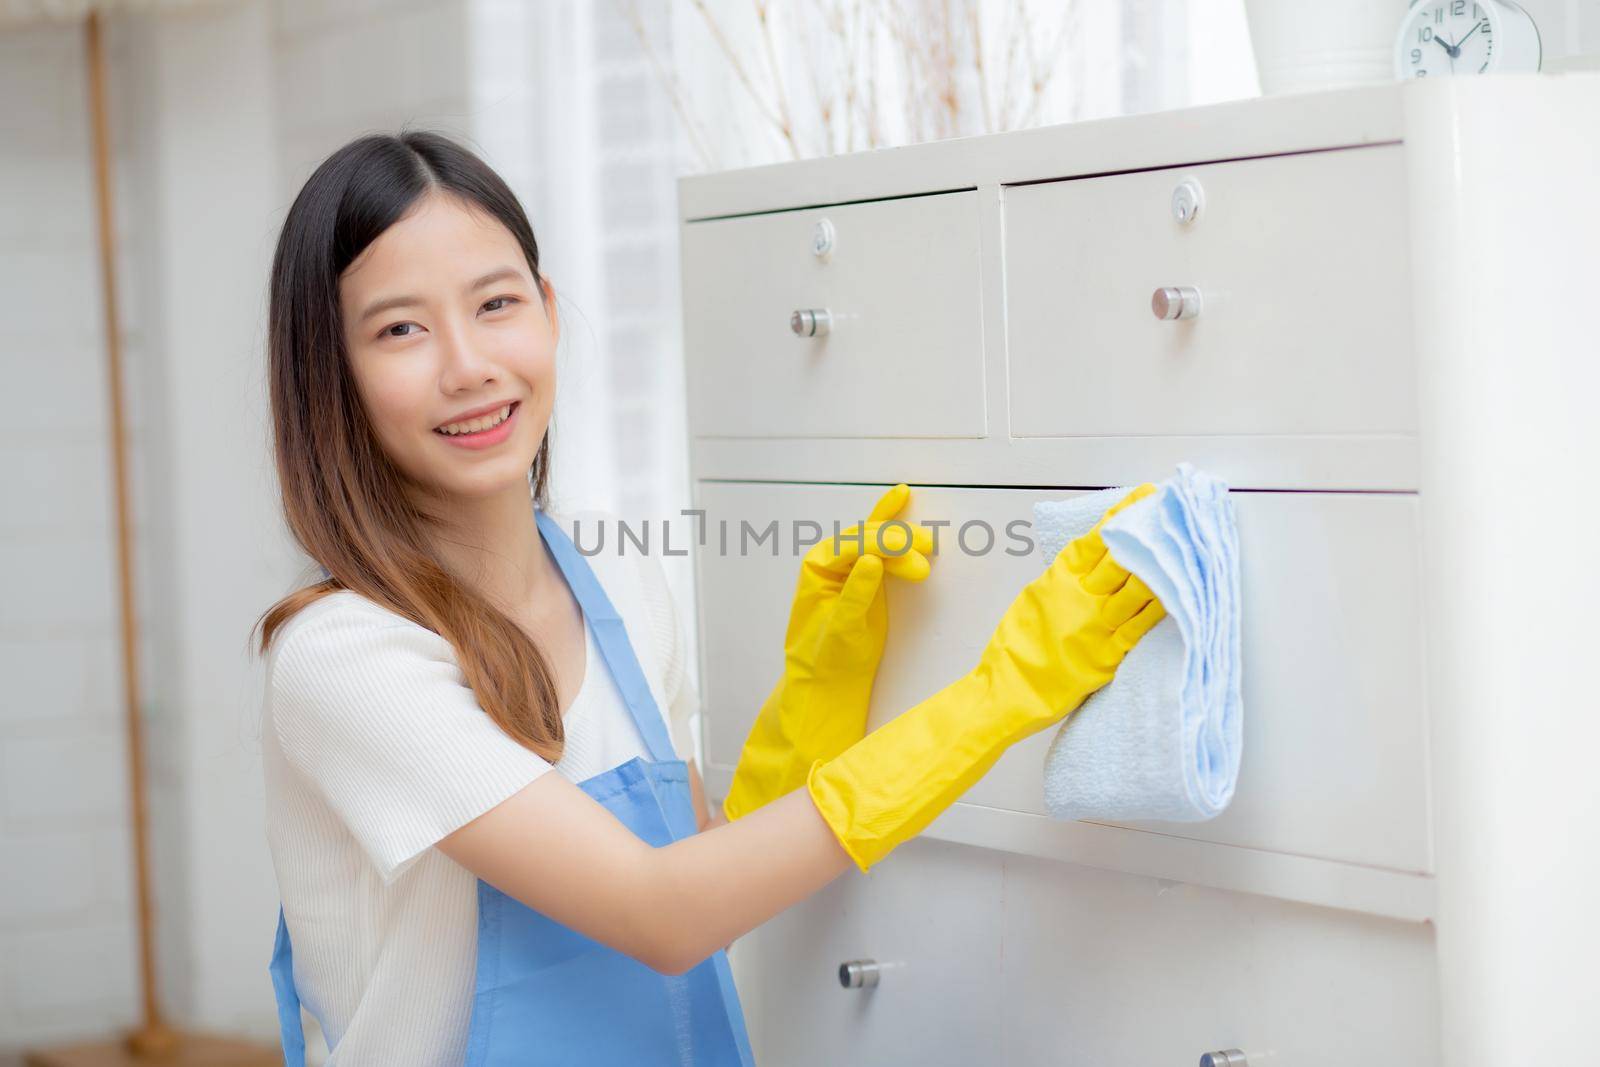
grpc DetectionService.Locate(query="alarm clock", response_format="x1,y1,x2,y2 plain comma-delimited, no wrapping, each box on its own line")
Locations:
1395,0,1541,78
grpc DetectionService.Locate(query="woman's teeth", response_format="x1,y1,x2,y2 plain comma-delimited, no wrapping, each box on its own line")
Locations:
436,403,513,436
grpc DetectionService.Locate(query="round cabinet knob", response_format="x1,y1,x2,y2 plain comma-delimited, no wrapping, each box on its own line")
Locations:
1172,179,1205,224
1151,286,1202,321
812,218,836,257
838,959,881,989
791,308,833,337
1199,1051,1248,1067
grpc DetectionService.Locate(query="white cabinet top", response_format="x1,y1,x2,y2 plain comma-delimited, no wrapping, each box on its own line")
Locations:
677,83,1404,220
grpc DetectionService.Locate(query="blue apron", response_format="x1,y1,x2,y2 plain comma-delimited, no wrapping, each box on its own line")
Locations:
268,506,756,1066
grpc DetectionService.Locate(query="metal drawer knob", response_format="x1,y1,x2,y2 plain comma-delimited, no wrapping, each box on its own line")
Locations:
1172,178,1205,224
791,308,833,337
1199,1051,1248,1067
1152,286,1202,321
838,959,881,989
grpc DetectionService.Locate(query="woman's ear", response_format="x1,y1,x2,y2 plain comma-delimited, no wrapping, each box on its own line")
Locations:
539,272,560,343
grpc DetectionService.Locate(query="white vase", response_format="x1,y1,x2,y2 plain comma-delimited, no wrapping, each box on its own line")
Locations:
1243,0,1403,95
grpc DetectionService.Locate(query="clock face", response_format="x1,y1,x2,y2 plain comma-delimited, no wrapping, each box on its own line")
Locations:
1398,1,1497,77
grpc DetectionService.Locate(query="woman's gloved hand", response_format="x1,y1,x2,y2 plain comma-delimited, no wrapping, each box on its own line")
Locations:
805,484,1167,871
722,484,935,822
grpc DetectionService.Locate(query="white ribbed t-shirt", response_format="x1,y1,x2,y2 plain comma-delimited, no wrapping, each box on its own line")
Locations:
261,507,700,1066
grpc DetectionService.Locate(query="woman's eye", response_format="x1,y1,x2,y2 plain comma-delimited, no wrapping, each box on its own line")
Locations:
377,298,514,339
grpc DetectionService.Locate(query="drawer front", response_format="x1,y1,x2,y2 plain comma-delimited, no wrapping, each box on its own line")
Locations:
730,816,1437,1067
1003,144,1416,439
726,838,1003,1064
997,847,1438,1066
681,192,986,439
695,481,1430,876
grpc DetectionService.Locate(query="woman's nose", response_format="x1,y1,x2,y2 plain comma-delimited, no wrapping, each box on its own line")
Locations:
435,316,497,387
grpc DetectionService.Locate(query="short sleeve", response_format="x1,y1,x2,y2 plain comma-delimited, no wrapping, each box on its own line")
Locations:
631,548,701,766
268,597,555,883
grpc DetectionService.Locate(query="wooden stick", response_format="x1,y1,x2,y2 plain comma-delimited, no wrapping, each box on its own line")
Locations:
84,9,178,1057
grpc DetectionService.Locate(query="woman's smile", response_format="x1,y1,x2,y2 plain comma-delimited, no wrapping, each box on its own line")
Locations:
433,398,521,450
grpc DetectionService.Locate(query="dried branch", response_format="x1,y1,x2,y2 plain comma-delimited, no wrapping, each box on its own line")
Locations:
751,0,800,158
796,5,836,156
628,0,1080,169
997,0,1023,128
1018,2,1078,130
968,0,993,134
616,0,718,171
860,2,884,150
687,0,798,157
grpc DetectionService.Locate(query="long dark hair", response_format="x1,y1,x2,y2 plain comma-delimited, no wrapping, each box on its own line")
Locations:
250,129,567,762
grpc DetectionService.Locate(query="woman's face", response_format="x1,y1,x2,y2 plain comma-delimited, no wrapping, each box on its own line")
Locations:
338,190,558,504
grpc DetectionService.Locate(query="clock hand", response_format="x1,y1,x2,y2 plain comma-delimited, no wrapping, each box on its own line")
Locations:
1457,20,1484,47
1432,34,1459,60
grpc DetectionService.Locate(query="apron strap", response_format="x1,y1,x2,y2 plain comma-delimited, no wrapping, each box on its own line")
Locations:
270,906,309,1064
535,508,679,764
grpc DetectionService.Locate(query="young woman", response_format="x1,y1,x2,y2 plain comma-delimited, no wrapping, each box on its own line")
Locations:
254,130,1165,1066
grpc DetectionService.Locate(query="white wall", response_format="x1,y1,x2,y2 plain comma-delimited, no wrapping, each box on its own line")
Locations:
0,5,294,1048
0,14,146,1048
2,0,356,1050
129,0,289,1041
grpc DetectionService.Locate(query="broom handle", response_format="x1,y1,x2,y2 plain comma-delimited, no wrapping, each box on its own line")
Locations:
85,9,172,1051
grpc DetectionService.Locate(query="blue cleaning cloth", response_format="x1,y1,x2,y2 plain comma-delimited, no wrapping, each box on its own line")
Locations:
1030,463,1242,823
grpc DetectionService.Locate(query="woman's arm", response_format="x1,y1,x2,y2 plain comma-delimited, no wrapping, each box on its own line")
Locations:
437,764,849,975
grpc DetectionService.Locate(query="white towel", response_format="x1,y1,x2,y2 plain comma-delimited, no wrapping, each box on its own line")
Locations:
1031,463,1243,823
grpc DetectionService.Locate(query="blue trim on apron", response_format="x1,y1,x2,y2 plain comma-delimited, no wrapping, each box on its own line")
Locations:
269,506,755,1065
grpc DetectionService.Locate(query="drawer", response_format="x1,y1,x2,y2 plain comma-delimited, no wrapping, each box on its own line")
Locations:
680,192,986,439
726,837,1003,1064
997,847,1438,1066
695,481,1430,879
1003,144,1416,439
730,821,1437,1067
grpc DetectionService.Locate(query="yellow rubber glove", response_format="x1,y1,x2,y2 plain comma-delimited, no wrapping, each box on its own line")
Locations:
806,485,1167,871
722,484,935,821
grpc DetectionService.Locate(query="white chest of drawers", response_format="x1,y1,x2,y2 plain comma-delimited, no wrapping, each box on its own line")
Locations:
677,75,1600,1066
